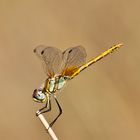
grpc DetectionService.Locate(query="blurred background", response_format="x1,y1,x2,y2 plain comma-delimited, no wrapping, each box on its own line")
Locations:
0,0,140,140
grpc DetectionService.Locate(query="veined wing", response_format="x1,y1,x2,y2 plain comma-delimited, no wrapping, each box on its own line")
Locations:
70,43,123,79
61,46,87,77
34,45,63,77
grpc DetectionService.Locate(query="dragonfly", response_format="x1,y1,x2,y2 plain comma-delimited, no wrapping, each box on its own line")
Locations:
33,43,123,127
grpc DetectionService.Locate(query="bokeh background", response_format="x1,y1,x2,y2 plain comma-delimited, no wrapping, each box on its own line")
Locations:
0,0,140,140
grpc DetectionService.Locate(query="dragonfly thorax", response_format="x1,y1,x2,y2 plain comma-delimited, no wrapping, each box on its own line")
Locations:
45,76,69,94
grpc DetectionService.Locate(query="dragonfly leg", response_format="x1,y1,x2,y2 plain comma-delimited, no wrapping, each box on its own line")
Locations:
49,95,62,127
36,98,51,116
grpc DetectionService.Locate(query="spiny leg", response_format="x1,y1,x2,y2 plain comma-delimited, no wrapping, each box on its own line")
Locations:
36,97,51,116
49,95,62,127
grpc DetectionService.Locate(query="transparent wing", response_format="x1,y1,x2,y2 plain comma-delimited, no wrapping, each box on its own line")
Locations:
61,46,87,76
34,45,63,77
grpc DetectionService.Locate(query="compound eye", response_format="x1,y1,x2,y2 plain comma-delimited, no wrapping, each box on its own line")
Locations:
32,89,46,103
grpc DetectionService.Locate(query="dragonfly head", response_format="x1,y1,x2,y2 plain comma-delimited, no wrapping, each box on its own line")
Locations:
32,89,47,103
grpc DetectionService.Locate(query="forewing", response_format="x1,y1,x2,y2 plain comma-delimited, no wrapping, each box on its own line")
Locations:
34,45,63,77
62,46,87,76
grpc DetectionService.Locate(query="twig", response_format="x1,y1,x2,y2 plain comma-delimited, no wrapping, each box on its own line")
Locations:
36,111,59,140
